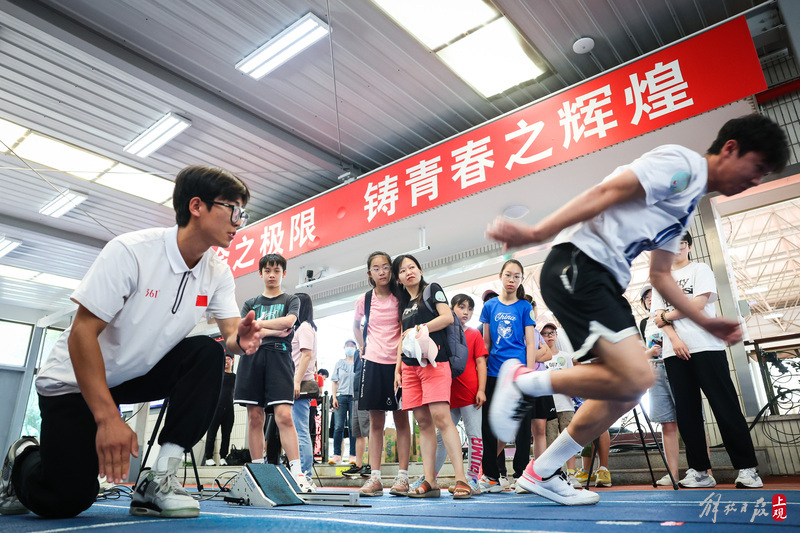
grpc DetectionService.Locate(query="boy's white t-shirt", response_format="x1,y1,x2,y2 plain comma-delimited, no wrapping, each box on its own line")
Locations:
543,348,575,412
555,145,708,289
354,291,401,365
651,261,725,358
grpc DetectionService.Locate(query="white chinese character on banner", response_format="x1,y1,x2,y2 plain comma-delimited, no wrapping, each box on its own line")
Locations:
232,235,255,271
625,60,694,125
451,137,494,189
259,222,285,256
364,175,399,222
290,207,316,251
558,85,618,149
214,246,230,265
504,119,553,170
405,156,442,207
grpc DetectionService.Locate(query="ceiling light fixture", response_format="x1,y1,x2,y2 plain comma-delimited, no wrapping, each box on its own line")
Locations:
0,117,28,152
436,17,545,97
96,164,175,203
0,236,22,258
573,37,595,54
503,205,529,219
14,133,114,180
39,189,88,218
763,312,784,320
236,13,329,79
124,112,191,158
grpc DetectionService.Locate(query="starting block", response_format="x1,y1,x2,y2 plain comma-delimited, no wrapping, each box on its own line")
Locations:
226,463,369,508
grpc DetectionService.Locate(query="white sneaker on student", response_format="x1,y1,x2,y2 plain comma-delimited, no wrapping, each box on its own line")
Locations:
0,436,38,515
735,468,763,488
295,473,316,493
130,457,200,518
218,458,227,466
498,475,512,491
678,468,716,488
204,458,216,467
489,360,535,443
516,462,599,506
656,474,673,486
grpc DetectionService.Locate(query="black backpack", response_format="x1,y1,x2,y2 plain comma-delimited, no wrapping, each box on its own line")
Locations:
421,285,469,378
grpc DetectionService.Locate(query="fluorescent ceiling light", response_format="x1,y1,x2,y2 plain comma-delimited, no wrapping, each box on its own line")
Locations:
0,264,35,280
0,264,81,289
33,273,82,290
763,312,784,320
39,189,88,218
373,0,497,49
124,113,191,158
437,17,545,97
96,164,175,203
0,118,28,153
236,13,329,79
14,133,114,180
744,286,768,294
0,237,22,258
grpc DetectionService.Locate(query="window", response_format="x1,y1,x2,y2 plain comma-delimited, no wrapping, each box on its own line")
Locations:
0,320,33,366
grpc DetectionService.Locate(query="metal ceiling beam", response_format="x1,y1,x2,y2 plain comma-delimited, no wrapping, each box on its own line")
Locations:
0,213,107,250
1,0,344,174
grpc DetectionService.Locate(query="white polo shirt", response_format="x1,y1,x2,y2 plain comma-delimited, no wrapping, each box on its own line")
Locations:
36,226,240,396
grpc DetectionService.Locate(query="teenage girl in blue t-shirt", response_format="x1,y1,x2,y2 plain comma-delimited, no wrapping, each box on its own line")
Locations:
479,259,548,490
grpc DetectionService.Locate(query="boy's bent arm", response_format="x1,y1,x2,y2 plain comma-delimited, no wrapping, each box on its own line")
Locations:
650,249,741,344
68,304,138,484
487,169,645,249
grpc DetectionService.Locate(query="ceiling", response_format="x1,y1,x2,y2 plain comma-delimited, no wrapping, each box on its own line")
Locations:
0,0,794,324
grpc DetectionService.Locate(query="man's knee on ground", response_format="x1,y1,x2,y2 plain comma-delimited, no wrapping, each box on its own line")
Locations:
33,480,98,519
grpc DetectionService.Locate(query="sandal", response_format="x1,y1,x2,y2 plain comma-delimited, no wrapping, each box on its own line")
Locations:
452,480,472,500
407,480,441,498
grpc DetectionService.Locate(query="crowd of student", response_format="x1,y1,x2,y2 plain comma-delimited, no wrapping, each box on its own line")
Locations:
1,114,785,519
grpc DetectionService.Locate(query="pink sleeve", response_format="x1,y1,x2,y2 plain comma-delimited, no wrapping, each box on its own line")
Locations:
354,293,365,322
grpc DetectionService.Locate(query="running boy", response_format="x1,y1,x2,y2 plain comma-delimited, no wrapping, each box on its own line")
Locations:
234,254,314,492
486,114,788,505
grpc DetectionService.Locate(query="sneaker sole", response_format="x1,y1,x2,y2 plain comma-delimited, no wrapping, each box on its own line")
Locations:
735,481,763,489
358,491,384,497
130,505,199,518
516,475,600,506
0,504,30,515
489,361,524,443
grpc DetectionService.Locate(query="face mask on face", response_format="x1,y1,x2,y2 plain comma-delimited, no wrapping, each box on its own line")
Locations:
345,346,356,357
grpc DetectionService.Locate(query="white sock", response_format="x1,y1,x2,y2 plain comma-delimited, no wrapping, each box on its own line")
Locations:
533,430,583,478
252,458,265,464
155,443,184,472
372,469,381,480
289,459,302,476
515,369,554,396
398,469,409,479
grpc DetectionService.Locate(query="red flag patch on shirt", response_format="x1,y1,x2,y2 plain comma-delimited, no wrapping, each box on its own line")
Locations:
196,295,208,307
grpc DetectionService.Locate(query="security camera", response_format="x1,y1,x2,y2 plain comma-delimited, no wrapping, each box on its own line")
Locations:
305,269,314,282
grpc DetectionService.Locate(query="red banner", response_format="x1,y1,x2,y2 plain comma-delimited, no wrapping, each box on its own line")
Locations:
216,17,765,277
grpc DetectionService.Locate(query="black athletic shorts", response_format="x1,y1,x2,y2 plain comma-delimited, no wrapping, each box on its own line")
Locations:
540,243,638,361
531,395,557,420
358,359,400,411
234,343,295,407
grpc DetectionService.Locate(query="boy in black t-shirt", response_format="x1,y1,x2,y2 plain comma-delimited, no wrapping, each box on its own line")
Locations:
233,254,314,492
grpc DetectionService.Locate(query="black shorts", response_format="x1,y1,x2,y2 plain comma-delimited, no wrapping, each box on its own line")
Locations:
234,343,295,407
541,243,638,361
358,360,400,411
531,395,557,420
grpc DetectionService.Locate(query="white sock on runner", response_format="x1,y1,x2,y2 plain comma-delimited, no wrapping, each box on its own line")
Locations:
516,369,554,396
533,429,583,477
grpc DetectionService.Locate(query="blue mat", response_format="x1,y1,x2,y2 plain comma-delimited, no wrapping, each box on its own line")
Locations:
3,489,797,532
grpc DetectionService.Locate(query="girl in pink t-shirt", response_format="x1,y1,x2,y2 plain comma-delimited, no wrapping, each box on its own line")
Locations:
352,251,411,497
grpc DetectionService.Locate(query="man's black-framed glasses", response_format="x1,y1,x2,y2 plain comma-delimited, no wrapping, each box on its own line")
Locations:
209,200,249,226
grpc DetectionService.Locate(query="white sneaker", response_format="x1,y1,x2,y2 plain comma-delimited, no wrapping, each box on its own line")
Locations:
567,470,582,488
656,474,673,486
295,473,316,493
130,457,200,518
679,468,716,488
489,360,534,443
516,462,600,506
0,436,38,515
204,458,216,467
218,458,227,466
499,475,512,491
478,476,503,493
735,468,763,488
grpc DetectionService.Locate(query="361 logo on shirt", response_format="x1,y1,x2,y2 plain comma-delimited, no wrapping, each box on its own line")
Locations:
145,289,159,298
